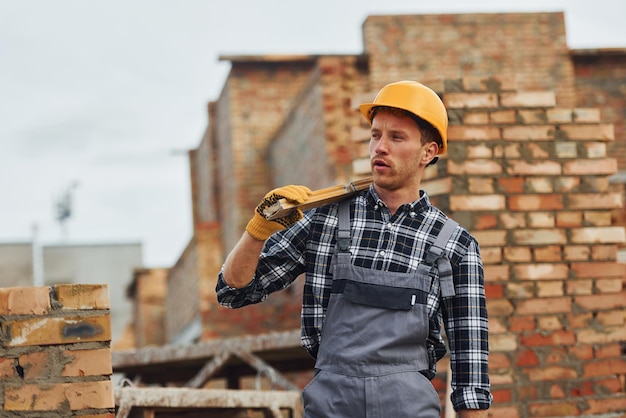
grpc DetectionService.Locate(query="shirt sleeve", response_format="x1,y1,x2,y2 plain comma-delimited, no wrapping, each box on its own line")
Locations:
216,215,310,309
442,237,493,410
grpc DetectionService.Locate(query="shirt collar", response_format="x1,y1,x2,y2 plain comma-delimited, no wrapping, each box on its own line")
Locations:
364,185,432,214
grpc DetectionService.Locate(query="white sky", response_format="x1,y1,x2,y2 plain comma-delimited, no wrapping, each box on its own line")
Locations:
1,0,625,267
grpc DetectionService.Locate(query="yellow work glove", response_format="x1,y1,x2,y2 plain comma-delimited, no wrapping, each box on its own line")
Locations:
246,185,312,241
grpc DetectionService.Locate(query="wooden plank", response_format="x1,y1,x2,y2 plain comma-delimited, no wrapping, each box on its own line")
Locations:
262,177,373,220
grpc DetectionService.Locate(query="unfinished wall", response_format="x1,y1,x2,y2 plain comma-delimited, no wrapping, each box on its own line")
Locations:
362,12,577,107
0,284,114,417
442,76,624,417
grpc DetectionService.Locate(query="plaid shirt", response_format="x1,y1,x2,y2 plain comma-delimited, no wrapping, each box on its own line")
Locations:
217,187,492,410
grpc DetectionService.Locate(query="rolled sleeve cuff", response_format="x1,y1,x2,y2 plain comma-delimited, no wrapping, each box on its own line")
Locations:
451,387,493,411
216,272,258,307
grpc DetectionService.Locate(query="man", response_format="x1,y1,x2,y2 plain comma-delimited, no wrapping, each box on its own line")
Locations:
217,81,492,417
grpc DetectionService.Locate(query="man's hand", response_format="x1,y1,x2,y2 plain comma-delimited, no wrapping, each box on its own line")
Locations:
245,185,312,241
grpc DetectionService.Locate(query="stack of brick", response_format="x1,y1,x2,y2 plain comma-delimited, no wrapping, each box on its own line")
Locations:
0,285,114,417
356,75,626,417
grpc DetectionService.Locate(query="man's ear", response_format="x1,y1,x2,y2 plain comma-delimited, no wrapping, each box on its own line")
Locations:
421,141,439,166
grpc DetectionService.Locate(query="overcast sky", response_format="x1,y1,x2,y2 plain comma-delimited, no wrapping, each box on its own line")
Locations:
1,0,625,267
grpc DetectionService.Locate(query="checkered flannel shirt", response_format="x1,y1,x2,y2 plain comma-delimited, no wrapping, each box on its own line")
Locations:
217,186,492,410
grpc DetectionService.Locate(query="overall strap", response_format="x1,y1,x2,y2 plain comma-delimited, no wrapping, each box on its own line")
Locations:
336,198,351,262
424,218,459,298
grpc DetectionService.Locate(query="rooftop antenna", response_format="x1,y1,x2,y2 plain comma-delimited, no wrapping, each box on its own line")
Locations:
55,181,79,242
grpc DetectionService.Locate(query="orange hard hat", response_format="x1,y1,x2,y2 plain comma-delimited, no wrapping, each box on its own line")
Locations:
359,81,448,154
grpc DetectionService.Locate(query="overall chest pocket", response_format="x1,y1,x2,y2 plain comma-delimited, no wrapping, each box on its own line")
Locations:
340,279,428,310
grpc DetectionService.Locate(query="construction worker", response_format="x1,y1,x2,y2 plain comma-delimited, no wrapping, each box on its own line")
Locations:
217,81,492,417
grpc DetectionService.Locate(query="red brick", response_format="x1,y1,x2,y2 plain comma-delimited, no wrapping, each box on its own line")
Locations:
516,297,571,315
473,231,507,247
569,192,623,210
447,125,501,140
574,292,626,311
559,123,615,140
481,247,502,263
490,334,518,351
591,245,619,260
0,287,51,316
584,396,626,415
584,141,607,158
571,262,626,279
563,158,618,175
4,380,113,411
566,279,593,295
466,143,494,158
483,264,510,281
533,245,563,262
508,194,564,211
518,109,548,125
528,401,580,417
537,280,565,298
502,125,555,140
450,195,505,211
577,326,626,345
528,212,555,228
504,247,531,262
489,352,511,369
512,229,567,246
546,108,574,123
500,91,556,108
62,348,112,377
520,330,575,347
2,314,111,347
563,245,590,261
0,357,16,378
506,160,562,176
583,358,626,377
463,112,489,124
596,310,625,326
485,283,504,298
513,263,568,280
571,227,626,244
492,388,513,403
468,177,495,193
447,159,502,175
499,213,526,229
509,315,536,332
444,92,499,109
584,210,612,226
506,282,535,299
486,299,514,317
497,177,525,193
556,211,583,227
538,315,564,330
572,108,601,123
525,177,554,193
568,345,594,361
54,284,110,310
514,349,539,367
526,365,578,382
490,109,517,124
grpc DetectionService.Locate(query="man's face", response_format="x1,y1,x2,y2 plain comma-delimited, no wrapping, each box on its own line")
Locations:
369,111,430,191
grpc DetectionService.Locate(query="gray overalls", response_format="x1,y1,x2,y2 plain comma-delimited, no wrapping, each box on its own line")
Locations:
303,199,458,418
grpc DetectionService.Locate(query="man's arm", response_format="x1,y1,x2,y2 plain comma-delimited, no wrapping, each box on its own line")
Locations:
221,231,265,288
458,409,488,418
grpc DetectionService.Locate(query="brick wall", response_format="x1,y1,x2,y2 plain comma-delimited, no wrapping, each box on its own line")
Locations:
213,58,317,251
362,12,577,108
572,49,626,173
0,285,114,417
438,76,624,417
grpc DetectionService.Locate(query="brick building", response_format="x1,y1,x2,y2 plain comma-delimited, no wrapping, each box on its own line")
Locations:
119,11,626,417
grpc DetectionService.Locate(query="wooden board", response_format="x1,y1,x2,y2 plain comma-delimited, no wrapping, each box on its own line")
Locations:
262,177,373,220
